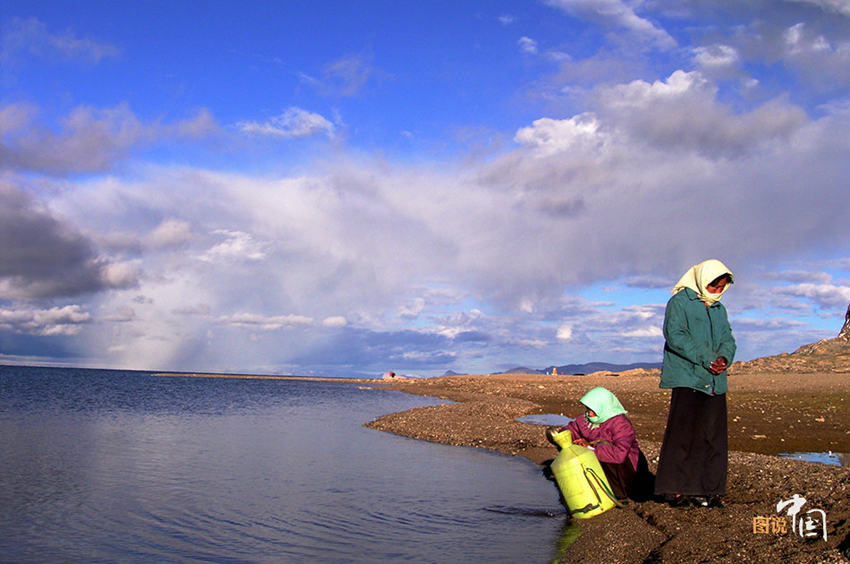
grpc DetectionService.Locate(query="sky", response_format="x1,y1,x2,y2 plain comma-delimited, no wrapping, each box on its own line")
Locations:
2,1,850,377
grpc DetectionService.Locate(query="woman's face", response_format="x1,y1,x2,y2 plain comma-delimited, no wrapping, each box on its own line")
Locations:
706,275,730,294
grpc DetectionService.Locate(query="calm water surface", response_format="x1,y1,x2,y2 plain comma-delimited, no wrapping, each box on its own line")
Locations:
0,366,568,562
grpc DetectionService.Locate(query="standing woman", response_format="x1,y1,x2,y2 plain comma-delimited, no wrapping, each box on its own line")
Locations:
654,259,736,508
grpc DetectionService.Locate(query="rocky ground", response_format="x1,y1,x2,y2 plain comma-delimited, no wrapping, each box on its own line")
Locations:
366,344,850,563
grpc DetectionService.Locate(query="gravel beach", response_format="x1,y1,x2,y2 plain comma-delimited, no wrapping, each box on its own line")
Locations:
367,369,850,563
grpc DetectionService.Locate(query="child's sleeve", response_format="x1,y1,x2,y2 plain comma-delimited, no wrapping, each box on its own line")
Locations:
592,417,634,465
561,417,585,440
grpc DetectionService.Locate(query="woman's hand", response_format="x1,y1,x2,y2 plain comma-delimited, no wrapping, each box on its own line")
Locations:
573,438,592,447
708,356,728,375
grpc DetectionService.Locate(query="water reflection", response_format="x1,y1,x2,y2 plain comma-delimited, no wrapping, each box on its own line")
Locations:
550,521,582,563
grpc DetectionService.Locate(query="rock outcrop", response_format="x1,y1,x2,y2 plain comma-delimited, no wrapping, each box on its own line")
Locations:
839,302,850,341
730,303,850,374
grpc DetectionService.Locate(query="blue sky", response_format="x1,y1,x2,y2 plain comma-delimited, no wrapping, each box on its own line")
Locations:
2,1,850,377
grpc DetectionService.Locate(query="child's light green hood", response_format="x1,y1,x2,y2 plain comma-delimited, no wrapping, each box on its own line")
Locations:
580,387,627,426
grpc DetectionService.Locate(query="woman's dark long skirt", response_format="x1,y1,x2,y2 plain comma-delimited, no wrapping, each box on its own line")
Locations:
654,387,727,497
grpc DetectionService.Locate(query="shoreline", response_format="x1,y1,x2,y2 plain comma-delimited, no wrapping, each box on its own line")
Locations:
367,371,850,563
152,372,385,384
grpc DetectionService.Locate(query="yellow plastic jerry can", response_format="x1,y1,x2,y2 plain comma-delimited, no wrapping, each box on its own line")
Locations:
549,429,617,518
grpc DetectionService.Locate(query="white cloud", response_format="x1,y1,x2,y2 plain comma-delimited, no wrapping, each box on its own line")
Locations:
1,17,120,65
0,102,219,175
778,283,850,309
514,113,606,156
499,14,516,26
148,219,193,249
592,70,807,156
28,80,850,370
218,313,315,331
512,338,549,348
238,107,335,139
100,261,141,289
622,326,663,338
199,230,266,262
557,324,573,341
322,316,348,328
544,0,676,50
692,44,739,70
518,36,538,54
399,298,426,319
0,304,91,336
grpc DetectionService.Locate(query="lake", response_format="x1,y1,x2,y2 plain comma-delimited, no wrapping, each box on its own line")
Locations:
0,366,569,562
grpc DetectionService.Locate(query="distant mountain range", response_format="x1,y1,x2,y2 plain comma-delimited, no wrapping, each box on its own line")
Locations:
438,305,850,378
501,361,662,375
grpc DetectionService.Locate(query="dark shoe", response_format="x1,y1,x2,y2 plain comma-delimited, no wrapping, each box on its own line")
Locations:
707,495,724,508
664,494,689,507
691,496,710,507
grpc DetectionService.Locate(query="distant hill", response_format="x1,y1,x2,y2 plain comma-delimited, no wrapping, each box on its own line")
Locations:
544,362,662,375
498,361,661,375
731,304,850,374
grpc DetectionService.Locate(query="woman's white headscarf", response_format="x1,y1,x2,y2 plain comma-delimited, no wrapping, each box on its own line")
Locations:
672,259,734,305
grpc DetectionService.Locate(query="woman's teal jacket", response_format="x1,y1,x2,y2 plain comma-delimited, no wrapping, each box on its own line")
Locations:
660,288,736,395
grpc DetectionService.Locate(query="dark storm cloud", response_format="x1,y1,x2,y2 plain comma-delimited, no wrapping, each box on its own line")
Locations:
0,183,137,298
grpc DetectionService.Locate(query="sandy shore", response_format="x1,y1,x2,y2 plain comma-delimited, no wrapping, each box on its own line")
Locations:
367,370,850,563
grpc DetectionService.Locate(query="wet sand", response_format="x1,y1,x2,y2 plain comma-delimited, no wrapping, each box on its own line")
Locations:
367,370,850,563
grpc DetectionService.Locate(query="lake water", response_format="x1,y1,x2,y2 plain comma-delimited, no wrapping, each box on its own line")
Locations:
0,366,568,563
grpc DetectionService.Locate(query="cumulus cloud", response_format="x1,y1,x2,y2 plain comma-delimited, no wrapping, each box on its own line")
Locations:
199,230,266,262
148,219,193,249
692,44,744,81
238,107,335,139
545,0,676,50
9,3,850,375
26,64,850,371
514,113,607,155
778,283,850,309
779,22,850,90
436,309,485,339
693,44,740,70
622,326,663,338
0,304,91,336
0,183,138,298
592,70,807,157
322,316,348,328
557,324,573,340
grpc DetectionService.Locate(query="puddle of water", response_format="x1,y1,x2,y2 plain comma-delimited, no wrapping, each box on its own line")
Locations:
779,452,849,467
516,413,575,427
